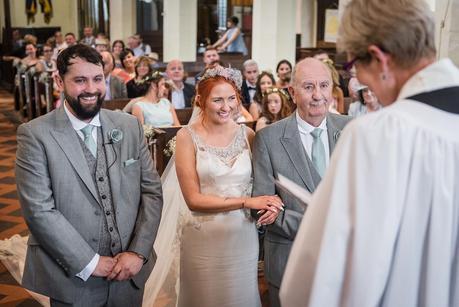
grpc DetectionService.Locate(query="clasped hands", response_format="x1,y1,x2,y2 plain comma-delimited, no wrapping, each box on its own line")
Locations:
92,252,144,281
244,195,284,226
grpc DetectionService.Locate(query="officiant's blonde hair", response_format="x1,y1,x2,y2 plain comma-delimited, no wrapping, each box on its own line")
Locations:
338,0,436,68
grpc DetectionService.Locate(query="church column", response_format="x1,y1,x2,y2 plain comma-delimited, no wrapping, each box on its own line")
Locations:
297,0,316,48
163,0,197,62
109,0,136,42
252,0,296,71
436,0,459,65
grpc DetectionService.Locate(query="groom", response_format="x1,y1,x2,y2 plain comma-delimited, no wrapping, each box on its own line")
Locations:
15,44,163,306
252,57,351,307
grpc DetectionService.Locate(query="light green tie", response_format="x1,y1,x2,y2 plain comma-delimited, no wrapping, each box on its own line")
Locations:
310,128,326,177
80,125,97,158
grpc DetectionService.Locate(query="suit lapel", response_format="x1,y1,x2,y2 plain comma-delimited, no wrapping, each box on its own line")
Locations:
326,114,340,155
50,106,101,205
99,110,122,210
280,114,317,192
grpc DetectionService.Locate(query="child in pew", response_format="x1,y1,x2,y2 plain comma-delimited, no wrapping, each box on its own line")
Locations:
255,87,292,131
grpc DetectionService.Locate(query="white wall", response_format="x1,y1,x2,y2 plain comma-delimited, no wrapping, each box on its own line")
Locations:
110,0,136,42
9,0,78,36
296,0,316,47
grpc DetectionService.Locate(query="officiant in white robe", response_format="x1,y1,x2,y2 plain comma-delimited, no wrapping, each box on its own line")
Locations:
280,1,459,306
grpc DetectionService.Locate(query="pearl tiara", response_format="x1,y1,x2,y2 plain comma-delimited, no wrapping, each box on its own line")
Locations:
200,67,243,90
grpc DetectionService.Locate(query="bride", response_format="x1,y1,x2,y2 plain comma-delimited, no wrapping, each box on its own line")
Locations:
144,67,283,307
0,67,283,307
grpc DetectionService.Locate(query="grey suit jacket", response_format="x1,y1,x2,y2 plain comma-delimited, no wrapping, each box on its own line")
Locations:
109,74,128,99
252,112,351,288
15,106,163,303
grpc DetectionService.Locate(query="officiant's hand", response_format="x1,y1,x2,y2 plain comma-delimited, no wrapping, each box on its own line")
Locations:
92,256,117,277
107,252,143,281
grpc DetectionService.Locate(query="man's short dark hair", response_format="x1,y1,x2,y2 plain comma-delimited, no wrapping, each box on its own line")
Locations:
64,32,76,38
57,44,104,76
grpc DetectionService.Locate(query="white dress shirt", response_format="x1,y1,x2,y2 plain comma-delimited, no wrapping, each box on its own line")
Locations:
63,102,101,281
296,111,330,167
246,80,257,102
171,84,186,109
105,76,112,101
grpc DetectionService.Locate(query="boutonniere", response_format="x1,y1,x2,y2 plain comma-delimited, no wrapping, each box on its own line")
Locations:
333,130,341,141
108,128,123,144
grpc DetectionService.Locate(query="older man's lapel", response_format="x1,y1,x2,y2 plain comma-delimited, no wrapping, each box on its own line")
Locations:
280,114,318,193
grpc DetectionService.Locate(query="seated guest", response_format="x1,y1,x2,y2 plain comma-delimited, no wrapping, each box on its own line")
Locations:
36,43,57,73
241,59,260,107
256,87,292,131
52,31,67,60
165,59,195,109
275,59,292,89
111,40,125,68
112,48,136,83
3,42,40,70
128,34,152,57
131,71,180,127
348,86,382,117
95,38,109,53
100,51,127,100
249,71,276,121
80,26,96,47
195,47,222,83
321,58,345,114
126,56,154,98
64,32,77,47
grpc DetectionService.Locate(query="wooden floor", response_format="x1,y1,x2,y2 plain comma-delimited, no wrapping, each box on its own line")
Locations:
0,89,270,306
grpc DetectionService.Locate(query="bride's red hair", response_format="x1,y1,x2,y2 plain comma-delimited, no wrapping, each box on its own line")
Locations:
195,76,242,111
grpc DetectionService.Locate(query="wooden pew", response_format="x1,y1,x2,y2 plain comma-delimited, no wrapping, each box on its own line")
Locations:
102,98,130,111
176,108,193,125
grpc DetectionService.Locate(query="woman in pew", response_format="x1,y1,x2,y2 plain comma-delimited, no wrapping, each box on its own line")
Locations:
131,71,180,127
249,71,276,120
2,42,40,70
255,86,292,131
112,48,136,83
126,56,154,98
111,39,125,68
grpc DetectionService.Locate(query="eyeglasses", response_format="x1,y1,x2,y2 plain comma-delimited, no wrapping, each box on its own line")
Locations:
343,54,368,71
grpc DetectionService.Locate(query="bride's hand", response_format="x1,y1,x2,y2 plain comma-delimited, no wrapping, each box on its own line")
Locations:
244,195,284,213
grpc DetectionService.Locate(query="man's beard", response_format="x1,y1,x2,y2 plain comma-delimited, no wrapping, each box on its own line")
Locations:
65,92,105,120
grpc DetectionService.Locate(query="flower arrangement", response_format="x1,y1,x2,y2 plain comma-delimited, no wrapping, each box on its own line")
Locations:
163,136,177,157
108,128,123,144
143,124,156,142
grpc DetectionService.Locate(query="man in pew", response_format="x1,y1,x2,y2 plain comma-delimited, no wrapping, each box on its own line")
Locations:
241,59,260,107
100,51,127,100
166,59,195,109
195,47,222,83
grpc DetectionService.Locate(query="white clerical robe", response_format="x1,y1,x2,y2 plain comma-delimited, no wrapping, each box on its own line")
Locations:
280,58,459,307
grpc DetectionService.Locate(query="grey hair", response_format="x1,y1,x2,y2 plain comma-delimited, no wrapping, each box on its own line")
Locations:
338,0,436,68
242,59,259,72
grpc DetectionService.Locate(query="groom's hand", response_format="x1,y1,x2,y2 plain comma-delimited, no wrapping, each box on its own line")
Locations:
92,256,117,277
107,252,143,281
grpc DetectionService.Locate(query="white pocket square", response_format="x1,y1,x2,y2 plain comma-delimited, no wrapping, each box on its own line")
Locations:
123,158,138,167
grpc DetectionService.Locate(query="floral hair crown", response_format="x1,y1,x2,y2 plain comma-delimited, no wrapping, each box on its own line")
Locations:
263,86,289,99
136,70,163,85
200,67,243,90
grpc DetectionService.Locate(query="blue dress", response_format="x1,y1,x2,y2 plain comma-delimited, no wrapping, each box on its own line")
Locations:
136,98,174,127
226,27,248,56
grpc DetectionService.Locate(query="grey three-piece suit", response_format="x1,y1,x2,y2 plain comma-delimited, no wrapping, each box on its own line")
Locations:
252,112,351,307
15,106,163,305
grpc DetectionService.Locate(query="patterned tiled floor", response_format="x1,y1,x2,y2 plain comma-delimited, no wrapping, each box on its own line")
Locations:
0,89,40,306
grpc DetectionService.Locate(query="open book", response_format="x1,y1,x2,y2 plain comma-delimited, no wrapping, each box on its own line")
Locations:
275,174,312,208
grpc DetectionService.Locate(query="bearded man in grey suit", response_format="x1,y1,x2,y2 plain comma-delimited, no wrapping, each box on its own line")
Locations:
15,44,163,306
252,57,351,307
